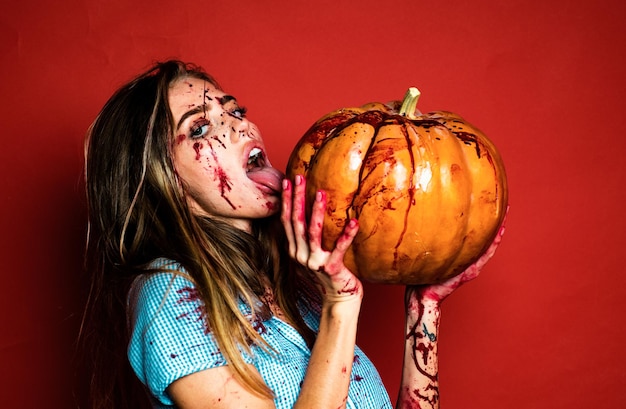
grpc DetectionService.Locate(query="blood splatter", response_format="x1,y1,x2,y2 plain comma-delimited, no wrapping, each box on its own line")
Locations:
176,286,201,302
453,131,482,158
176,287,209,333
211,135,226,149
337,278,359,296
215,166,235,209
208,148,236,210
265,201,277,212
193,142,202,160
253,319,267,335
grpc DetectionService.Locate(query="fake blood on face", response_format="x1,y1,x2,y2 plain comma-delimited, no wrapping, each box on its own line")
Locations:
264,200,277,212
207,147,236,210
193,142,202,161
215,165,236,210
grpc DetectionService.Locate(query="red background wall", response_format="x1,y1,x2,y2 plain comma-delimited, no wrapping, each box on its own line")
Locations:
1,0,625,407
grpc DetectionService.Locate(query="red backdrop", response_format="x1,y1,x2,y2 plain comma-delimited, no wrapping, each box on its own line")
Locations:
1,0,625,407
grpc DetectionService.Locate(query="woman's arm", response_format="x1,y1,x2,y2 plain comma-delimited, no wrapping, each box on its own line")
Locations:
168,365,275,408
167,176,361,409
168,175,362,409
280,175,364,408
396,221,506,409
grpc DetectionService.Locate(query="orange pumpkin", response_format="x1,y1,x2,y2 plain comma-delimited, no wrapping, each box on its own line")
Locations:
286,88,508,285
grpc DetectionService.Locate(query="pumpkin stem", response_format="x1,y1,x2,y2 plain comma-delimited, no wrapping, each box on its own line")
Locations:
399,87,421,119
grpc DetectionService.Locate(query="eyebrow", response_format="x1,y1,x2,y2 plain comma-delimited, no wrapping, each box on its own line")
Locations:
176,105,206,131
175,94,238,131
217,95,236,105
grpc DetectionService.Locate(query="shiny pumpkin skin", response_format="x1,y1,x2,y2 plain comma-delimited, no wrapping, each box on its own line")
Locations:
286,99,508,285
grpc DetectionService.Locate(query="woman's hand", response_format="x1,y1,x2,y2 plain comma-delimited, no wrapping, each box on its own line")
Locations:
397,213,507,409
281,175,363,304
406,211,507,309
281,175,366,408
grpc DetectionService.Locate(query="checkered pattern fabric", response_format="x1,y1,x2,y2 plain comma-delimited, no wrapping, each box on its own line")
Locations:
128,258,392,408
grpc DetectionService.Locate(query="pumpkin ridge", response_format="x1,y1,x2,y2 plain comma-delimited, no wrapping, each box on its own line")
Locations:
391,122,418,272
346,110,406,214
346,118,383,222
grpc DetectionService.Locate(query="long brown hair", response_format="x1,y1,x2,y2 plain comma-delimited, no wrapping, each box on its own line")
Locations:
81,60,316,408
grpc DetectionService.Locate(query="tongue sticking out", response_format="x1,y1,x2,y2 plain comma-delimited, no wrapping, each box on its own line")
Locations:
247,166,285,193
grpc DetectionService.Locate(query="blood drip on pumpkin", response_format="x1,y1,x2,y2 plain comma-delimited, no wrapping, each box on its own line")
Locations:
330,111,419,273
392,123,417,271
453,130,482,158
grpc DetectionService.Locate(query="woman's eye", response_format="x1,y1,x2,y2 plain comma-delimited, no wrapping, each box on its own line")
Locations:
190,120,210,138
231,106,247,119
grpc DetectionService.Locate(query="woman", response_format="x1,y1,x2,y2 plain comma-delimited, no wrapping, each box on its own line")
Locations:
81,60,504,409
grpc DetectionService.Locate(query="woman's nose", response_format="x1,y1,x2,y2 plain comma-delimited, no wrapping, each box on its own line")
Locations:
230,118,260,143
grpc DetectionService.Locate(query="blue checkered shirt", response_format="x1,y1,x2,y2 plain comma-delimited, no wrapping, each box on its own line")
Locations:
127,259,392,408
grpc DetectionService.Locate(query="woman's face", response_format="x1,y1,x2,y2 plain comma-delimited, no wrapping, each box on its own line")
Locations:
169,77,283,231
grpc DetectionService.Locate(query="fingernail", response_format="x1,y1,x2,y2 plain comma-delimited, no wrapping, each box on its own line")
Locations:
316,191,323,202
295,175,302,185
282,179,289,190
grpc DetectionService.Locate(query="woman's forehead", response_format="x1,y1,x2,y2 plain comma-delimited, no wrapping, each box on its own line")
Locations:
171,77,220,99
169,78,223,116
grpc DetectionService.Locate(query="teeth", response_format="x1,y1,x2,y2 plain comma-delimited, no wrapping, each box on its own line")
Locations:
248,148,262,164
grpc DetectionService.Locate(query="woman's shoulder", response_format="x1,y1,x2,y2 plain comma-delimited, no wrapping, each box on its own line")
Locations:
131,258,193,294
127,258,199,322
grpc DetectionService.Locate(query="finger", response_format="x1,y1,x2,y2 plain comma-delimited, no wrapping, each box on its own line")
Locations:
280,178,297,258
325,218,359,273
291,175,310,263
307,190,326,253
